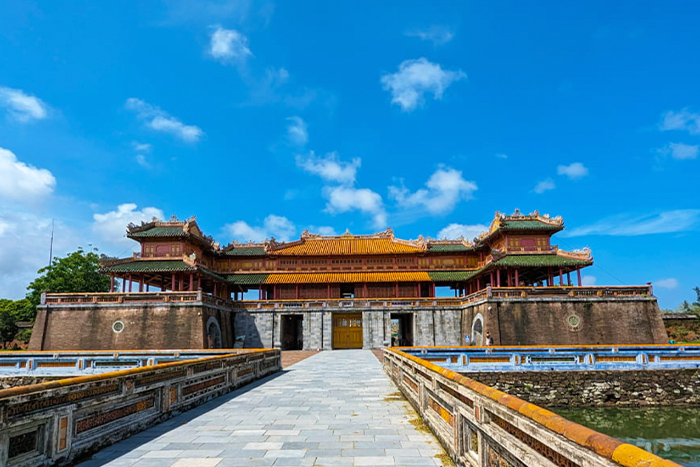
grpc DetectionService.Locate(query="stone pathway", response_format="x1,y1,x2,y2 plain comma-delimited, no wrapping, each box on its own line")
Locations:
77,350,450,467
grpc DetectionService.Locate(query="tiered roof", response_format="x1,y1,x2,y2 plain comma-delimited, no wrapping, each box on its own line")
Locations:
476,210,564,244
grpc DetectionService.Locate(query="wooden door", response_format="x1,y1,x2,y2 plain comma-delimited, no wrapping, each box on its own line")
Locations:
332,313,363,349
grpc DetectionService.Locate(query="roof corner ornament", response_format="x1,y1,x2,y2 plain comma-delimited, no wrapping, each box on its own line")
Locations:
301,229,310,238
512,208,522,217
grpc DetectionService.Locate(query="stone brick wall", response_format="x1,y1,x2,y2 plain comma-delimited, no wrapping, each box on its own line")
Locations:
29,302,233,351
463,298,668,346
463,369,700,407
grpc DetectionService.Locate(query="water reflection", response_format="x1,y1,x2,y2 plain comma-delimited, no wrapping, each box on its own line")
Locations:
554,407,700,466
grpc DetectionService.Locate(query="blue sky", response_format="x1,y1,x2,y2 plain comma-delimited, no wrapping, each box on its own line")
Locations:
0,1,698,309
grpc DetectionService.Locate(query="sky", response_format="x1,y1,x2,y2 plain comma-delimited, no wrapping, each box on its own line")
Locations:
0,1,699,309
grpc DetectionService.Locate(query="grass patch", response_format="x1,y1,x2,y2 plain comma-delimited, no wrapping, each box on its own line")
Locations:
409,417,431,433
383,391,406,402
435,452,455,466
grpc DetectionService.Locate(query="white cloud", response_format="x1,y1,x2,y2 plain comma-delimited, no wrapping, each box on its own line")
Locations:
582,275,597,286
437,223,488,240
125,98,203,142
659,142,699,160
557,162,589,179
390,167,477,215
224,214,295,242
405,26,454,46
296,151,360,185
132,142,152,152
533,179,555,194
0,212,79,299
324,185,386,228
495,153,508,159
0,86,49,122
380,58,466,112
209,26,252,63
655,278,679,289
135,154,150,169
314,226,337,236
659,109,700,134
564,209,700,237
92,203,164,248
0,147,56,202
287,116,308,145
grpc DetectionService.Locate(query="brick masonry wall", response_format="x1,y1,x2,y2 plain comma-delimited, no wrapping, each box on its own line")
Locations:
463,299,669,346
464,368,700,407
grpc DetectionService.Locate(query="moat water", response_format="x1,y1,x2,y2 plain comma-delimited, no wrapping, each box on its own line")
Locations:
554,407,700,466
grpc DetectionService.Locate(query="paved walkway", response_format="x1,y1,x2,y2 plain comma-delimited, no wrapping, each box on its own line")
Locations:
77,350,450,467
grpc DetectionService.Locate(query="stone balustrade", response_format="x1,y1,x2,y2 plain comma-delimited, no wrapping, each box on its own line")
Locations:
0,349,280,467
383,347,683,467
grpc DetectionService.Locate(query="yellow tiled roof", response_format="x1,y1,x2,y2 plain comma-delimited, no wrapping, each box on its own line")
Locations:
265,271,431,284
270,237,424,256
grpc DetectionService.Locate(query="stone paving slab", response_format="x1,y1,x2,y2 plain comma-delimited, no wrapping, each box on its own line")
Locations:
76,350,449,467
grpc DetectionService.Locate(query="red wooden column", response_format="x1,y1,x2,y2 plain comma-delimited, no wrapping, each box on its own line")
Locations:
327,283,331,298
506,268,512,287
110,276,115,292
477,277,481,290
146,284,150,292
496,269,501,287
514,269,519,287
489,272,494,286
395,282,399,298
364,283,368,298
179,274,184,292
171,274,176,291
189,273,194,291
213,282,218,296
559,268,563,286
128,274,132,292
197,277,201,290
138,275,143,292
566,272,571,286
577,269,582,286
295,284,300,299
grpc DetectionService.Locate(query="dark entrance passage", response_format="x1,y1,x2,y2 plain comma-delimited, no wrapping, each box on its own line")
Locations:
281,315,304,350
390,313,414,346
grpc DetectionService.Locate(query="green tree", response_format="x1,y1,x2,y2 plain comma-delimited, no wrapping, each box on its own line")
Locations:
26,248,111,307
0,299,18,348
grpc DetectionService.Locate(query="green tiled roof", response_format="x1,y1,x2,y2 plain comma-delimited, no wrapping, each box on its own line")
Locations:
491,254,591,268
427,244,473,252
428,271,478,282
224,247,267,256
499,220,563,231
128,226,187,238
101,260,195,273
226,274,270,285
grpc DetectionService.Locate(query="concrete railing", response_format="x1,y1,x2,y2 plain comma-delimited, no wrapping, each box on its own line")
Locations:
42,285,654,310
0,349,280,467
401,344,700,372
383,348,682,467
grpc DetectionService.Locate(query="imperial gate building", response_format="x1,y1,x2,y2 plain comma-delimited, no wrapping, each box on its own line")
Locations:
29,211,669,351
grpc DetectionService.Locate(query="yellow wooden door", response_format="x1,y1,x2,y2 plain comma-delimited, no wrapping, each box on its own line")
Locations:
332,313,363,349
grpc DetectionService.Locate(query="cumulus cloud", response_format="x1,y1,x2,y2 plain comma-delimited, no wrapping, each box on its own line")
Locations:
132,142,152,152
0,212,79,299
533,179,555,194
437,223,488,240
405,26,454,46
313,226,337,236
557,162,589,179
287,116,308,145
224,214,295,242
135,154,150,169
389,167,477,215
324,185,386,228
125,98,203,142
564,209,700,237
381,58,466,112
0,147,56,202
495,153,508,159
208,26,252,64
655,278,679,289
582,275,597,286
92,203,165,248
657,142,699,160
296,151,360,185
659,109,700,134
0,86,49,122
